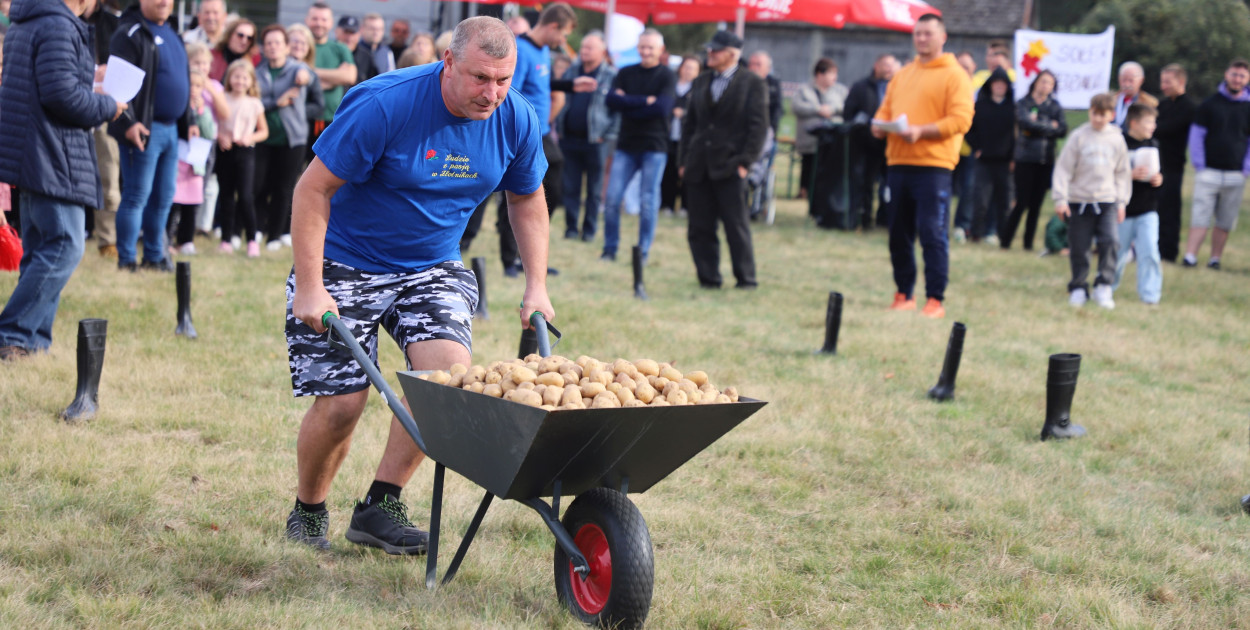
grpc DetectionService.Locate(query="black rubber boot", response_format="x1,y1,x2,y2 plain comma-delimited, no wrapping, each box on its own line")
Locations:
471,256,489,320
818,292,843,354
60,319,107,423
1040,353,1087,441
927,322,966,401
632,246,648,300
175,261,197,339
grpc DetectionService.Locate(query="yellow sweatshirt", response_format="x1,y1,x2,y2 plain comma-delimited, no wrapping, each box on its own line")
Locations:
875,53,974,170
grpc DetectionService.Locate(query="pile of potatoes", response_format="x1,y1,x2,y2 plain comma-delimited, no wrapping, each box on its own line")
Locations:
417,355,741,410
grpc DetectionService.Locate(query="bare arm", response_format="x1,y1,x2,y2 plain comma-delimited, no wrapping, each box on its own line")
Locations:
291,158,347,333
315,62,357,89
248,111,269,146
505,186,555,329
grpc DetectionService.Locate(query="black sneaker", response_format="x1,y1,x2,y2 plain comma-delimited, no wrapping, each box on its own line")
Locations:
344,496,428,555
285,505,331,551
1208,259,1221,270
1181,258,1198,268
140,258,174,273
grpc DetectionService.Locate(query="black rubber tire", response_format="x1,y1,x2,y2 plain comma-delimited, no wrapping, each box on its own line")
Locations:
553,488,653,629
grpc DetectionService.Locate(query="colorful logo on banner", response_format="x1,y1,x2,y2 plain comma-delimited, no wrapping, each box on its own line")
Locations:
1021,39,1050,77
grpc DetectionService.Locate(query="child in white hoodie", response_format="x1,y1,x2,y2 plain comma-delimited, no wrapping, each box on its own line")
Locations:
1051,93,1131,309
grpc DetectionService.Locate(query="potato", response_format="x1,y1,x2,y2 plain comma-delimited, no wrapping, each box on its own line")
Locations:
482,383,504,398
624,399,647,408
501,378,518,394
561,400,587,410
523,353,542,364
485,371,503,385
686,370,708,387
591,391,621,408
537,356,565,374
612,358,638,379
633,358,660,377
649,398,670,407
634,382,657,404
678,379,698,395
537,372,565,388
510,389,543,407
616,387,636,405
450,363,469,376
517,381,535,391
463,365,486,385
562,371,580,386
542,386,563,406
561,385,582,406
559,361,582,377
687,389,703,404
614,373,637,391
587,367,612,386
582,397,593,407
510,366,538,384
540,404,556,411
580,381,606,398
574,355,595,370
715,394,732,403
723,386,739,402
448,373,464,388
486,361,503,373
417,373,430,381
466,382,485,394
650,376,670,391
666,389,688,405
429,370,451,385
662,381,680,397
659,366,683,382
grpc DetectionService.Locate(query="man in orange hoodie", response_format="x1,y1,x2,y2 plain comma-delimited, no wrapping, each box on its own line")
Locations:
872,13,973,319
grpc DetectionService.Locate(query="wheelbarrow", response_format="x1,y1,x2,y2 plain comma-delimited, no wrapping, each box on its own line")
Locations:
322,311,766,629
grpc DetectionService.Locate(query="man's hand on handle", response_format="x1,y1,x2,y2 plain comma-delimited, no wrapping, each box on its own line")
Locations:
518,289,555,330
294,285,339,334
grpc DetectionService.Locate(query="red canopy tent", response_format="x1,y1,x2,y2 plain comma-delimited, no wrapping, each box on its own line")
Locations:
570,0,939,33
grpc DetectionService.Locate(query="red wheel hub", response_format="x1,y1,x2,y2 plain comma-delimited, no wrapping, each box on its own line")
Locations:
568,523,612,614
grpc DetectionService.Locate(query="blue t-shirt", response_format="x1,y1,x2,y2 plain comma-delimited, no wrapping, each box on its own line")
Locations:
314,62,547,274
146,18,189,123
513,34,551,135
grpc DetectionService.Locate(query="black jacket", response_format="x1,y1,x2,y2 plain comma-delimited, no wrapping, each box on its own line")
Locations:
680,68,769,183
1156,94,1195,172
353,43,380,83
87,6,118,64
844,72,887,151
1014,93,1066,164
967,68,1015,162
107,5,192,144
0,0,116,208
764,74,782,134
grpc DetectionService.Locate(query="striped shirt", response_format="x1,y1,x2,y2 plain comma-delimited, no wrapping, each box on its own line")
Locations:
711,65,738,102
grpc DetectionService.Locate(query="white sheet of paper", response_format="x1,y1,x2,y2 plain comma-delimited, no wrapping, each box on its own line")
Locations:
871,113,909,134
101,55,145,103
185,137,212,169
1132,146,1160,177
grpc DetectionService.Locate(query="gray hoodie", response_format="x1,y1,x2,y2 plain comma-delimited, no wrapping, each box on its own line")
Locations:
1051,121,1131,208
257,58,325,148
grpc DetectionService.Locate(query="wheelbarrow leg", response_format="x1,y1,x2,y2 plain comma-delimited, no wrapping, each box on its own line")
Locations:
426,463,446,590
442,490,494,586
522,497,589,576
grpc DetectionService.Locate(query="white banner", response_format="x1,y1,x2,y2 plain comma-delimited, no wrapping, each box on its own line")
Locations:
1013,26,1116,110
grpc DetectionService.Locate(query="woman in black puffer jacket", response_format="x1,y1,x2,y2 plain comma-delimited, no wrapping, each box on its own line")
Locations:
1001,70,1067,250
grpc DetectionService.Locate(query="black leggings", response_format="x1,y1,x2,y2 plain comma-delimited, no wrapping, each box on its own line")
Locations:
1001,161,1053,250
254,142,306,243
216,145,257,242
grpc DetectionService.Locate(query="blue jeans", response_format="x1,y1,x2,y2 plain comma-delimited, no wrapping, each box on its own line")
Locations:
560,137,606,238
887,166,952,301
1113,211,1162,303
0,191,86,350
116,121,179,265
603,149,666,258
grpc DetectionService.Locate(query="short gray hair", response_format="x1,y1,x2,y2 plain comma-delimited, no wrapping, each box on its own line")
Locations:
582,30,605,45
1119,61,1144,77
639,28,663,46
450,16,515,61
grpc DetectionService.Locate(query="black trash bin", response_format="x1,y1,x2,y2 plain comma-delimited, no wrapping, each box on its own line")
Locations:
808,121,855,230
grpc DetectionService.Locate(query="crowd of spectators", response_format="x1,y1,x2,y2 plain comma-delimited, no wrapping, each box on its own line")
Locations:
0,0,1245,358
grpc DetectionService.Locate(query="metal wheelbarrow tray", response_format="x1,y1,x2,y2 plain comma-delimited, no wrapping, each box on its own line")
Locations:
325,313,766,629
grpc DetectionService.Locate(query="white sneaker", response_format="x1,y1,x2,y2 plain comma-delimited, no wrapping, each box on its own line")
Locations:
984,234,1000,246
266,240,282,252
952,227,967,244
230,236,242,250
178,242,197,255
1092,284,1115,309
279,234,292,247
1068,288,1087,307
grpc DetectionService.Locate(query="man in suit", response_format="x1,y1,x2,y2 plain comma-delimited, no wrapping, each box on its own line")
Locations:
679,30,768,289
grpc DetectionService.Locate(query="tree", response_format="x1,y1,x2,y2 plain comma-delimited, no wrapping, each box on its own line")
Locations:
1078,0,1250,98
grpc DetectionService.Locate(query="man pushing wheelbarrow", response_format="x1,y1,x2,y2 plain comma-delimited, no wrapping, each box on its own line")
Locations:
284,15,553,553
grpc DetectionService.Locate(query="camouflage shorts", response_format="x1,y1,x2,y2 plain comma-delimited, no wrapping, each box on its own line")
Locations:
285,258,478,397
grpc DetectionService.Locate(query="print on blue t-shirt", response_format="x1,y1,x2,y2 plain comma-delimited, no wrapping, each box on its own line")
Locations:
513,35,552,135
313,62,547,274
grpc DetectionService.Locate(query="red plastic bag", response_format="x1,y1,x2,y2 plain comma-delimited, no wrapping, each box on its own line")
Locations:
0,222,22,271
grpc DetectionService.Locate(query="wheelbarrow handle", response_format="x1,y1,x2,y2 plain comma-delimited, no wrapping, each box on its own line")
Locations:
322,312,429,454
529,311,556,358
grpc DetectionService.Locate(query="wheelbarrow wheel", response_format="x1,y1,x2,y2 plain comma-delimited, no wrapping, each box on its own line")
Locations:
554,488,653,629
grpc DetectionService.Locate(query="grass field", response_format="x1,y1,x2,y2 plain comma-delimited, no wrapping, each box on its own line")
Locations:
2,182,1249,628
